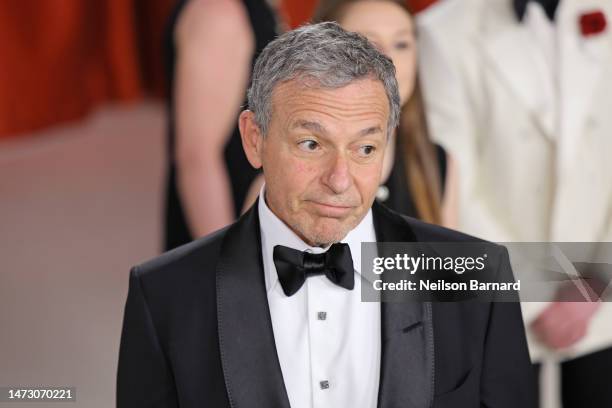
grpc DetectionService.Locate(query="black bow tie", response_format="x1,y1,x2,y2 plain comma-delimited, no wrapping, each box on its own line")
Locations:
273,243,355,296
513,0,560,22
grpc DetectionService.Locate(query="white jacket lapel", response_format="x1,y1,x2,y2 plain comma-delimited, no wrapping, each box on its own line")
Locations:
481,0,556,140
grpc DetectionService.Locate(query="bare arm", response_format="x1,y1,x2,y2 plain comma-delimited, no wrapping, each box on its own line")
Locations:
174,0,255,237
242,173,265,214
441,154,459,229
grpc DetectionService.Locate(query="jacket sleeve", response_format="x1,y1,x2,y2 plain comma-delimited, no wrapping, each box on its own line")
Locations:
480,250,537,408
116,267,178,408
417,4,519,242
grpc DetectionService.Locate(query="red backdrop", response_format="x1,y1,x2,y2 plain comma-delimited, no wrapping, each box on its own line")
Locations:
0,0,175,138
0,0,437,139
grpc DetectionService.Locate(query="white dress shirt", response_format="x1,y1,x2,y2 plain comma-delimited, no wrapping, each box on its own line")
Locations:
258,187,381,408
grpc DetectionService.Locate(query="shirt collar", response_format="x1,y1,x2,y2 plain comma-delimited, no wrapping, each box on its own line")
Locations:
258,185,376,293
513,0,560,22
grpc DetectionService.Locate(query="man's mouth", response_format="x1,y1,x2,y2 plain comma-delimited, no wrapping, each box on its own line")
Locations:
308,201,355,217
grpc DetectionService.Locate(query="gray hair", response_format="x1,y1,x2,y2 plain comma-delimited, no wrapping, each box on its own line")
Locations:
247,22,400,137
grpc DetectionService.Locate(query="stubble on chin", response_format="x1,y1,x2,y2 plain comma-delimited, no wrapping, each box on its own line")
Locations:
293,213,360,247
286,197,369,247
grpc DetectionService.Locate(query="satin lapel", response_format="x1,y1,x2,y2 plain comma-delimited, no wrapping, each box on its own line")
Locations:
373,203,435,408
216,199,291,408
481,0,556,141
557,0,612,161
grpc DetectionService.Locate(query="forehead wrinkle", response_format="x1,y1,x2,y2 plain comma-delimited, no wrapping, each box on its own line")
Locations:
284,116,387,145
283,107,387,136
289,117,384,139
283,93,388,119
359,125,384,137
291,119,328,135
272,80,390,132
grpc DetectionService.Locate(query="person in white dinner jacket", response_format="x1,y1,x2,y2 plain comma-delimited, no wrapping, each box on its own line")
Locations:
417,0,612,406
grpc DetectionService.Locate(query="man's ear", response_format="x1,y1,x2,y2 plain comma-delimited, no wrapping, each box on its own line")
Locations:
238,110,264,169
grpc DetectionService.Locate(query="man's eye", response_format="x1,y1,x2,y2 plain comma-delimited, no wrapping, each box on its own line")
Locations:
298,140,320,152
358,145,376,157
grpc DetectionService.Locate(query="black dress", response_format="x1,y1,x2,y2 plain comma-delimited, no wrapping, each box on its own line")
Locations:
380,141,447,217
163,0,278,251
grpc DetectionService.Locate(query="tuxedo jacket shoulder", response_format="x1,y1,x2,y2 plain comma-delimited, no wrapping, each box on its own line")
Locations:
118,226,232,407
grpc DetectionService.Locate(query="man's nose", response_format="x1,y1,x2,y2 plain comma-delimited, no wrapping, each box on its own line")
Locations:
322,152,353,194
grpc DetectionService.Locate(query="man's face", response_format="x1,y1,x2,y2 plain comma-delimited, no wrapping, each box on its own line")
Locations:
241,78,390,246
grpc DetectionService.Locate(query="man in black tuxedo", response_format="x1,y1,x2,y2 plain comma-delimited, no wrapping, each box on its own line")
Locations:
117,22,536,408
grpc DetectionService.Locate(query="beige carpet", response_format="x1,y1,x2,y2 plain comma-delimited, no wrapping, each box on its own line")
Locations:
0,102,165,408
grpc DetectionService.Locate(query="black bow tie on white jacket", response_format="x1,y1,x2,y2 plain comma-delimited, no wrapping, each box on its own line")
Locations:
513,0,560,21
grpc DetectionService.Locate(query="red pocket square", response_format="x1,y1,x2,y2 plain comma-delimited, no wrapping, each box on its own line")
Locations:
579,11,607,37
